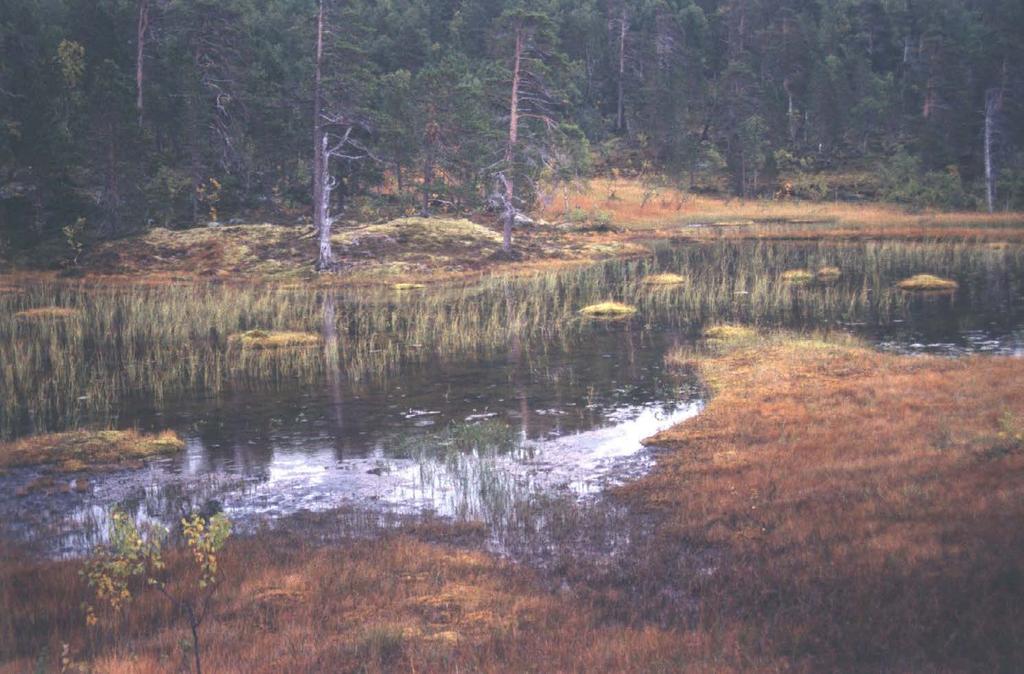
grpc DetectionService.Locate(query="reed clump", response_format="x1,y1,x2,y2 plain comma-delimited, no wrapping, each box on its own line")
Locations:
641,273,686,286
896,274,958,291
14,307,80,320
0,429,184,470
780,269,814,284
816,265,842,280
702,324,757,342
578,301,637,318
227,330,321,350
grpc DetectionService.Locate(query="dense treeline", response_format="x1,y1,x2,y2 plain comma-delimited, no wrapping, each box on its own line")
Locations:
1,0,1023,252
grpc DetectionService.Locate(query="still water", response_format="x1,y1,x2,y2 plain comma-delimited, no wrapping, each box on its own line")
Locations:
2,240,1023,556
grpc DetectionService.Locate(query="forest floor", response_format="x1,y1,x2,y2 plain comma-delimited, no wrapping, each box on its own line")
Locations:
4,331,1024,672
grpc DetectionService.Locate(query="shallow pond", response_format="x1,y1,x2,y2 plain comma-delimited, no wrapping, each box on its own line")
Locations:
2,240,1023,556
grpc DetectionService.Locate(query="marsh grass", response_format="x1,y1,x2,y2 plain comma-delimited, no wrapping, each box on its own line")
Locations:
634,331,1024,669
0,240,1020,439
14,307,81,320
540,177,1024,234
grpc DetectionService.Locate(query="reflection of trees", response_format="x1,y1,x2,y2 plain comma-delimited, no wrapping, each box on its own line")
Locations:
322,292,348,458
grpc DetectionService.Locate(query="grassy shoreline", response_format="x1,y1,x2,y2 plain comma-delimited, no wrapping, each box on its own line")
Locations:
3,179,1023,287
623,332,1024,669
3,333,1023,671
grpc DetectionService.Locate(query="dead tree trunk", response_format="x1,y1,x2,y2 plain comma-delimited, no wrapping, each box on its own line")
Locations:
135,0,149,127
984,86,1002,213
502,27,524,253
136,0,149,127
312,0,333,270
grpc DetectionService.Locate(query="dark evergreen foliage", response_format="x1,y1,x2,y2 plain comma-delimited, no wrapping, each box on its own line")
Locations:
1,0,1022,249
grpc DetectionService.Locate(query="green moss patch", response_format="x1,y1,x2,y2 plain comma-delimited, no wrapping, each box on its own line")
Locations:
0,429,185,471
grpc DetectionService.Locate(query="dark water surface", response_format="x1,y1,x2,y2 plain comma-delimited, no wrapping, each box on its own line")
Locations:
3,240,1023,556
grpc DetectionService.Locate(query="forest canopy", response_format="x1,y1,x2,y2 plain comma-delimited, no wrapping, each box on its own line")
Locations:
1,0,1022,252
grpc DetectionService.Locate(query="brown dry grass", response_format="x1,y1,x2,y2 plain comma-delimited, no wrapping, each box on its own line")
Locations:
621,334,1024,669
0,430,184,471
542,178,1024,243
0,535,714,674
2,337,1023,671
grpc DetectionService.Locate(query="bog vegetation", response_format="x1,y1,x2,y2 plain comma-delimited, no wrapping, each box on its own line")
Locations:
3,240,1019,440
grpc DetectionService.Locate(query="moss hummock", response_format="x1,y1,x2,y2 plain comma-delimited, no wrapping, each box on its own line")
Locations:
781,269,814,284
897,274,958,291
579,301,638,318
0,429,185,471
641,273,686,286
816,266,842,280
702,324,757,342
227,330,321,350
14,307,81,320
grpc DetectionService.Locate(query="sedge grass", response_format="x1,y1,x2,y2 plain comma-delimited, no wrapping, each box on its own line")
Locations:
0,239,1019,440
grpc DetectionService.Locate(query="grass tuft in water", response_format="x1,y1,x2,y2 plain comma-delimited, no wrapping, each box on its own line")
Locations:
579,301,637,318
0,429,184,471
641,273,686,286
703,324,757,342
896,274,958,291
14,307,80,320
227,330,321,349
816,266,842,280
781,269,814,284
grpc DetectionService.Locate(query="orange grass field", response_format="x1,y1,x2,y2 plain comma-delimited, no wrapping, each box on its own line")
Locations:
3,333,1023,672
542,178,1024,242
